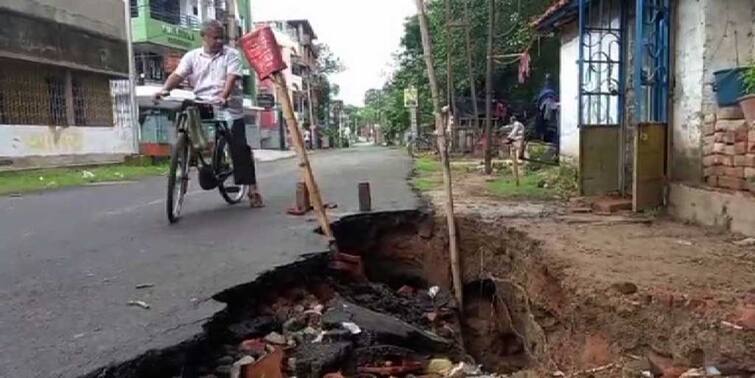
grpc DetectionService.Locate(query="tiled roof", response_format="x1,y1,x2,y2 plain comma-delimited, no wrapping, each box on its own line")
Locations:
531,0,577,31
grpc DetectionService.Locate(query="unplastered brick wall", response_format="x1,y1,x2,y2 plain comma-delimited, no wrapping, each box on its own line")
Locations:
702,111,755,192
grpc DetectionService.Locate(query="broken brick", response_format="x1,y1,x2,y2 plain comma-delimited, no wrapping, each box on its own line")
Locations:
242,347,284,378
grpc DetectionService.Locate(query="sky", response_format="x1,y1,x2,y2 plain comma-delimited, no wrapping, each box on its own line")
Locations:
251,0,417,106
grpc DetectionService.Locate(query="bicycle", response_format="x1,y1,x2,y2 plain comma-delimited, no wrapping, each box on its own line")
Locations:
164,99,248,224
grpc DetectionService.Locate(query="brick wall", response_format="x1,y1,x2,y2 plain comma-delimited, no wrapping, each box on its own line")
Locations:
702,111,755,192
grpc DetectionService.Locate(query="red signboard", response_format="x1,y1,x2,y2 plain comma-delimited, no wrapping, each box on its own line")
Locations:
239,26,287,80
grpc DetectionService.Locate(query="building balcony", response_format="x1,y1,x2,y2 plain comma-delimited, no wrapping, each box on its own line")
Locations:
130,2,202,51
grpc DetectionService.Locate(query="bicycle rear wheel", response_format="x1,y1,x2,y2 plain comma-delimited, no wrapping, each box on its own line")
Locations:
214,135,248,205
167,133,190,223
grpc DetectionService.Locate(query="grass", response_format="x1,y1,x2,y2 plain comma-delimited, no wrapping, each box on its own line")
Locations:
411,155,444,192
0,162,168,196
488,164,578,200
415,156,441,174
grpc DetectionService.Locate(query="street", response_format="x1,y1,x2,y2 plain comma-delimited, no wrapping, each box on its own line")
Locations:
0,147,418,378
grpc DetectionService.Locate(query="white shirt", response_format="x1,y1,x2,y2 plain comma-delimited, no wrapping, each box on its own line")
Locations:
175,46,245,121
507,121,525,141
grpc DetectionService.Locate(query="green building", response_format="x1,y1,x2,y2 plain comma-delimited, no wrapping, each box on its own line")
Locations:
130,0,258,154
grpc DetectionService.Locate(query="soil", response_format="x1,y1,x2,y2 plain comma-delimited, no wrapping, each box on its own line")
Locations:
408,165,755,377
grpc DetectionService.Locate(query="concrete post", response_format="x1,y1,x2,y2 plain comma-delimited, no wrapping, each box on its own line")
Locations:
123,0,140,153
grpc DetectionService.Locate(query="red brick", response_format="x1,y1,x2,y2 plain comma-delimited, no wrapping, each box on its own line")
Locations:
704,166,723,177
718,176,747,190
746,167,755,179
734,155,749,167
716,119,748,132
706,176,718,187
714,132,726,143
724,145,737,155
703,155,716,167
735,142,748,154
703,144,714,156
717,106,744,120
736,128,749,142
746,155,755,167
724,130,737,144
724,167,744,178
713,143,726,154
718,155,734,166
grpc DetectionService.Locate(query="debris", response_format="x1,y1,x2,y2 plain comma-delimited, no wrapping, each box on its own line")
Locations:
733,238,755,246
217,355,234,365
239,339,266,357
706,366,722,375
357,359,423,376
611,282,638,295
676,240,694,246
551,371,565,377
291,342,352,378
397,285,416,296
241,346,283,378
228,316,277,340
81,170,96,178
323,372,345,378
641,371,652,377
721,320,744,330
570,207,593,214
135,283,155,289
428,286,440,298
230,356,255,378
323,299,453,353
264,332,287,345
127,300,150,310
426,358,454,375
341,322,362,335
283,317,306,333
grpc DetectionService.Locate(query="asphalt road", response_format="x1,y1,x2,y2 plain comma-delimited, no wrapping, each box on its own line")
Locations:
0,147,418,378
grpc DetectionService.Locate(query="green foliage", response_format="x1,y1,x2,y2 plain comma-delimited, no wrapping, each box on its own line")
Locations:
415,156,442,173
361,0,557,144
743,64,755,94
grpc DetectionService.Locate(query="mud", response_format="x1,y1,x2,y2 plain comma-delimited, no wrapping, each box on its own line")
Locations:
83,210,755,378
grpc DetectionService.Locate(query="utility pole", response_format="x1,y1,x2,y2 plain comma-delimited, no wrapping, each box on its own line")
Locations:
414,0,463,310
464,0,479,129
123,0,139,153
226,0,237,46
484,0,495,175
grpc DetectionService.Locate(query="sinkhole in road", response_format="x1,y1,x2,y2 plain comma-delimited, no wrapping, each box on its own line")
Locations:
82,210,755,378
83,210,549,378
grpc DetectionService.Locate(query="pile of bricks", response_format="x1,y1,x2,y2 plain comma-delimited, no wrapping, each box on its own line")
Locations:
702,113,755,192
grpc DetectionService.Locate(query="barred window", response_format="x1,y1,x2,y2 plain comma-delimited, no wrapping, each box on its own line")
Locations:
0,60,67,126
0,59,115,127
72,72,115,127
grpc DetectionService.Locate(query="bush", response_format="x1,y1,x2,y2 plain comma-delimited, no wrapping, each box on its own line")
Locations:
743,64,755,94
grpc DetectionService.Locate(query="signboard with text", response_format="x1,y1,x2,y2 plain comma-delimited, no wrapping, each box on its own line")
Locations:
404,86,418,108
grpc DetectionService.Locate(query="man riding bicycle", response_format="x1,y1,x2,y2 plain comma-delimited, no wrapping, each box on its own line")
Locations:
155,20,263,208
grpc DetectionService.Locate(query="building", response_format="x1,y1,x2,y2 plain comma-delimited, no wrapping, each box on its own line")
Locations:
534,0,755,235
0,0,136,170
131,0,261,155
253,20,319,149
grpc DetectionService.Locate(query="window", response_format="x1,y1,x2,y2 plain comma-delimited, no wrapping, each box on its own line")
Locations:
0,59,114,127
150,0,180,25
130,0,139,17
0,59,67,126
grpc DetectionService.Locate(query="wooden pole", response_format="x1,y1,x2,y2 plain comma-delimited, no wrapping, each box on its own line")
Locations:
272,72,334,239
415,0,463,309
512,143,520,186
463,0,479,129
483,0,495,175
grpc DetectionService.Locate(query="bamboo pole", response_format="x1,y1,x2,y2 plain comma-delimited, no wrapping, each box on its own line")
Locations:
414,0,463,309
483,0,495,175
272,72,334,239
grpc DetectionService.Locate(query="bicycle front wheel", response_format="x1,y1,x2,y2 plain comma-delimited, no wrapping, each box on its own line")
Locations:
214,136,248,205
167,133,190,224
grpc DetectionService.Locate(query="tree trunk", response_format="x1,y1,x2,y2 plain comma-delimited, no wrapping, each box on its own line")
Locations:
445,0,455,152
483,0,495,175
414,0,463,310
464,0,479,129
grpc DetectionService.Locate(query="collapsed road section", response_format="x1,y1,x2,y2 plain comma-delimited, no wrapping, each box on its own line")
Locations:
83,210,755,378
